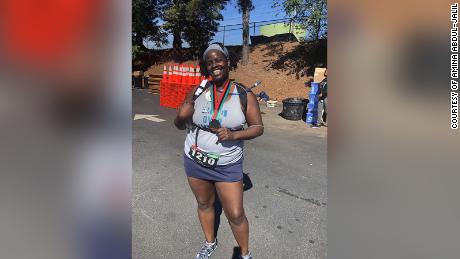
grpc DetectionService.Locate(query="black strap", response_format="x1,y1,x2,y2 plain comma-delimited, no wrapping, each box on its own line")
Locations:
192,123,243,133
193,81,211,101
192,123,243,148
194,125,200,147
193,80,249,116
235,83,250,116
192,123,213,133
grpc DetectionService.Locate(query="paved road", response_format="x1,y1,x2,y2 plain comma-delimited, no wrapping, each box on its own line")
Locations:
133,89,327,259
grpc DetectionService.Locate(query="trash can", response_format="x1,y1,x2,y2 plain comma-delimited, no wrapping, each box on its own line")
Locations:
132,71,144,88
281,98,308,120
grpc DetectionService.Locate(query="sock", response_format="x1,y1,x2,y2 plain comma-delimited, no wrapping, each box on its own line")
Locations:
241,251,251,259
205,240,216,246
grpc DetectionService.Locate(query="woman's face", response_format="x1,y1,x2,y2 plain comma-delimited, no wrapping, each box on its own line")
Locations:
204,50,229,84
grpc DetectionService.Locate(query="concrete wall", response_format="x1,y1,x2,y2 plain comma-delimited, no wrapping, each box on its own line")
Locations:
259,23,306,41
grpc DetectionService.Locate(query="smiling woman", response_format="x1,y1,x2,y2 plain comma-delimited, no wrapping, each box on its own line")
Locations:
203,43,231,85
174,43,264,259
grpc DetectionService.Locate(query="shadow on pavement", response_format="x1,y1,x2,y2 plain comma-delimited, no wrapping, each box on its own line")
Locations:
213,196,223,238
243,173,253,191
231,246,242,259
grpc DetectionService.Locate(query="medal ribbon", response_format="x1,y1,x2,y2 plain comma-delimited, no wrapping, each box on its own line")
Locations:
210,80,232,121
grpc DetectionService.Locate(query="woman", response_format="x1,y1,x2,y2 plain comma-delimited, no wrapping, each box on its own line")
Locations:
174,43,264,259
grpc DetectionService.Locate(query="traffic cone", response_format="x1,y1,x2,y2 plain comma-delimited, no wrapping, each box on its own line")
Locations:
172,63,178,83
177,63,182,83
183,65,191,85
187,64,196,93
168,64,173,81
162,64,169,82
190,65,196,85
178,64,184,83
194,65,202,85
174,64,183,107
160,64,168,107
178,64,185,102
160,64,168,101
188,64,194,85
182,64,188,84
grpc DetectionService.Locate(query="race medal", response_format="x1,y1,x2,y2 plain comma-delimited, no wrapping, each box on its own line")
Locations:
209,119,221,129
189,145,220,168
209,80,232,130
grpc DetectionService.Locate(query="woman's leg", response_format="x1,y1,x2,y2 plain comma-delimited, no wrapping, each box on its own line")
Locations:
187,177,216,243
215,180,249,256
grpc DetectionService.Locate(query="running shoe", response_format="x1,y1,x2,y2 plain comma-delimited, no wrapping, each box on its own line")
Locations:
195,239,218,259
239,251,253,259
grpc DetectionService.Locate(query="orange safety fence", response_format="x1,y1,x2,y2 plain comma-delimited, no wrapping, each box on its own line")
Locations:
160,63,205,109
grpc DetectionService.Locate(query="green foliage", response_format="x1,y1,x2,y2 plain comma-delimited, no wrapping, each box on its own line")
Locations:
273,0,327,41
163,0,228,56
186,0,228,56
162,1,186,33
132,0,168,49
237,0,254,12
132,45,144,62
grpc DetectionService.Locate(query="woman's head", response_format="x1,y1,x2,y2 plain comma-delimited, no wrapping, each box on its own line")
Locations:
203,43,230,85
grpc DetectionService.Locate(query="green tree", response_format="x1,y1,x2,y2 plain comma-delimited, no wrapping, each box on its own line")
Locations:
132,0,167,51
163,0,228,56
237,0,254,65
184,0,228,57
273,0,327,41
162,0,186,50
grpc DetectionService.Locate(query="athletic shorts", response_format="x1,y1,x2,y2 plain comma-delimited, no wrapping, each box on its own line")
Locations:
183,154,243,182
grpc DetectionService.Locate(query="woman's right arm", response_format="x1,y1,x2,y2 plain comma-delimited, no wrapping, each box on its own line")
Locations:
174,85,199,130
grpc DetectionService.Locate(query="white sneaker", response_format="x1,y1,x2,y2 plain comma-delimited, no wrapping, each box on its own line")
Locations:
195,239,218,259
239,251,253,259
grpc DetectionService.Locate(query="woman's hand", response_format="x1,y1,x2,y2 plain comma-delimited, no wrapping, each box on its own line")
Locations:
174,86,199,130
214,127,236,141
178,100,194,119
211,89,264,141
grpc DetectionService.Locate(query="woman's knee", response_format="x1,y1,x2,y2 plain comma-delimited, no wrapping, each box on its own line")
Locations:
226,209,246,225
196,199,215,210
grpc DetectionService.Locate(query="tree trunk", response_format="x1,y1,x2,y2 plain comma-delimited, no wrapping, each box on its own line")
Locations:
315,18,321,42
241,6,250,65
312,0,325,66
173,27,182,50
133,33,147,50
315,0,325,42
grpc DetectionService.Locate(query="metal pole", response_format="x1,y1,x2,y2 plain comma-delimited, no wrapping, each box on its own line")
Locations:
253,22,256,36
223,25,226,45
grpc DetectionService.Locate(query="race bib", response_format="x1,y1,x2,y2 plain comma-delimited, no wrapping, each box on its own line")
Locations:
189,145,220,168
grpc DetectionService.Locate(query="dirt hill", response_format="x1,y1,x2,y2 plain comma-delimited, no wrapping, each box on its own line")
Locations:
142,40,326,101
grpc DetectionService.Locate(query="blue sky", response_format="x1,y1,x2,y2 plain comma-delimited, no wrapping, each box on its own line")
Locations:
147,0,288,49
213,0,287,45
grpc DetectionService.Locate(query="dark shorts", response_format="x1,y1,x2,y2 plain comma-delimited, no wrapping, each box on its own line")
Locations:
183,155,243,182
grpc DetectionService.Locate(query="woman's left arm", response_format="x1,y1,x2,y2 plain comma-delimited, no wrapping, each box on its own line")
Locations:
215,91,264,141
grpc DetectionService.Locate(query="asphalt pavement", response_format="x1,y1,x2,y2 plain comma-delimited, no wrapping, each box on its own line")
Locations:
132,89,327,259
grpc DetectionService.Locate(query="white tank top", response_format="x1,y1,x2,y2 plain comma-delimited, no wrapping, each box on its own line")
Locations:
183,82,246,165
